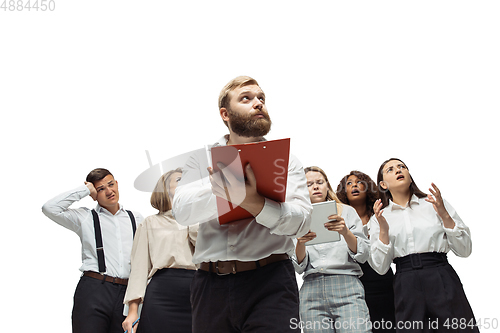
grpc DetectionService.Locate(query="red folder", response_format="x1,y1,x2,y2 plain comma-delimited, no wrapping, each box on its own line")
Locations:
211,138,290,225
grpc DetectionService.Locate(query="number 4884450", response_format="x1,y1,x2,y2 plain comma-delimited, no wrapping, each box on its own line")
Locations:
1,0,56,11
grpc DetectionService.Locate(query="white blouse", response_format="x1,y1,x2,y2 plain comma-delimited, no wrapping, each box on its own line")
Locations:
369,195,472,275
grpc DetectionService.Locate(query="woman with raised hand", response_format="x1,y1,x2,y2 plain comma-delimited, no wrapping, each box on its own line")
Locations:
336,171,395,332
370,158,478,332
122,168,198,333
293,166,371,333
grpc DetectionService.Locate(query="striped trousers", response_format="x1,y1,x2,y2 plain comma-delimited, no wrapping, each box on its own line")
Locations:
299,274,372,333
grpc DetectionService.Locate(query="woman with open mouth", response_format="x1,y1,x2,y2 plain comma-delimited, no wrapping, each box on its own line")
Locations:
369,158,478,332
336,171,396,333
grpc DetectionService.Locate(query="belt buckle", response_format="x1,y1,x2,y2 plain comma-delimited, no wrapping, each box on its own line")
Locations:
215,261,236,276
410,253,423,269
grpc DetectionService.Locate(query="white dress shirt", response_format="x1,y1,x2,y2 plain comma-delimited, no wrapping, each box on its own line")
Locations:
369,194,472,275
42,185,144,278
172,135,313,264
292,205,370,279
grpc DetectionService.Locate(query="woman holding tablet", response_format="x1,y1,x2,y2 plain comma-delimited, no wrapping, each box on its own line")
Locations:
293,166,371,333
370,158,478,332
122,169,198,333
336,171,395,333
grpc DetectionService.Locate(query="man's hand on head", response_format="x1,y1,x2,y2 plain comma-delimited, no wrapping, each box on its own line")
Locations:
85,181,98,201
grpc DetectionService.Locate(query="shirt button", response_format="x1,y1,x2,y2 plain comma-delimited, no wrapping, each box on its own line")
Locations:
230,245,235,251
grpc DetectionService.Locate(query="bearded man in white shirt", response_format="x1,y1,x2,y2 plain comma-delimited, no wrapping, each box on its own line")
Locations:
172,76,313,332
42,168,143,333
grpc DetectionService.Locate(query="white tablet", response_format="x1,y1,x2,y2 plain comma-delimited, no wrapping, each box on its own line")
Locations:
306,201,341,246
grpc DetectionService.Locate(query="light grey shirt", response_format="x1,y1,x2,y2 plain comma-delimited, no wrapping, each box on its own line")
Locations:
292,205,370,279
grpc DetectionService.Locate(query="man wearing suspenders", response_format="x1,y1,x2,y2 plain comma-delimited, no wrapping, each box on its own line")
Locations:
42,168,143,333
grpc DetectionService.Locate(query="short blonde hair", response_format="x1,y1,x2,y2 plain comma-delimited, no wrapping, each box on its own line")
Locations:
218,76,260,127
150,168,182,213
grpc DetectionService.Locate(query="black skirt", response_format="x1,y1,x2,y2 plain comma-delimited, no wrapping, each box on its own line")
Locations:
137,268,196,333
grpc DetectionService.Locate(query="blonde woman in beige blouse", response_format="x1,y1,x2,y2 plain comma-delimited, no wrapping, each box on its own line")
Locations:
122,168,198,333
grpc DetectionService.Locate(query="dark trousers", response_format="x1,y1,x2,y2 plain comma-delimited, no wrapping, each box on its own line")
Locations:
360,262,396,333
72,275,127,333
190,259,300,333
393,254,479,333
137,268,195,333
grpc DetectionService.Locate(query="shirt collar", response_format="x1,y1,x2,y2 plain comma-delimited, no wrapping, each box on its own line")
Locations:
95,203,125,215
213,135,267,148
214,135,229,147
161,210,174,219
388,194,420,211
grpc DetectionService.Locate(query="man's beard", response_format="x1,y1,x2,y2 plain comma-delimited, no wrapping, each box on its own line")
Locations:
227,108,272,138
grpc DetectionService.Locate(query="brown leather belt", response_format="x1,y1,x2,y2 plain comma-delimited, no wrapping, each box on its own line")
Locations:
199,254,289,275
83,271,128,285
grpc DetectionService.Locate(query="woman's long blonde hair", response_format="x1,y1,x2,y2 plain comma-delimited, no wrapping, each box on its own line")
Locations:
304,166,343,216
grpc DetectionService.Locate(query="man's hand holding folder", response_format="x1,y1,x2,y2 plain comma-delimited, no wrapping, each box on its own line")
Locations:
208,162,266,218
209,138,290,225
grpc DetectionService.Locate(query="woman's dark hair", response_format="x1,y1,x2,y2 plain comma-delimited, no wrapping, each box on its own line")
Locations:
336,170,379,217
86,168,113,185
376,158,427,209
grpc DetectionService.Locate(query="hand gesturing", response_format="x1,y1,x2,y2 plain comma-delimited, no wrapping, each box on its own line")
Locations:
425,183,450,220
373,199,390,245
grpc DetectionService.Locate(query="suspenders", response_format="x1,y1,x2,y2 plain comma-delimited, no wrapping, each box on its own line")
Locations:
91,209,137,274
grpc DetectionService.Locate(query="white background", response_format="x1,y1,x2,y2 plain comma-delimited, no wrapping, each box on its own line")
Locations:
1,1,499,331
